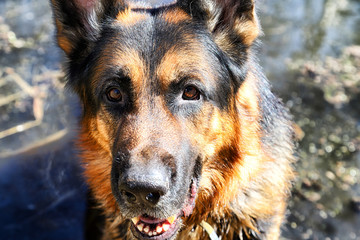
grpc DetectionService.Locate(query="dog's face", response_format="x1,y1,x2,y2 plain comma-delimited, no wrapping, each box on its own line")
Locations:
51,0,259,239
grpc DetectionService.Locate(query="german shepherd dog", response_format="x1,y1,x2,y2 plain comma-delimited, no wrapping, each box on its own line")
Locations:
50,0,294,239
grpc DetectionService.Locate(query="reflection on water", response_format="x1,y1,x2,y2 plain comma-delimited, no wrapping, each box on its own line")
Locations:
0,0,359,239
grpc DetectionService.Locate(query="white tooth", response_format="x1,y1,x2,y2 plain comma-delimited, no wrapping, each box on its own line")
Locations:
153,231,157,236
137,223,144,232
167,215,176,224
144,225,150,233
156,225,163,233
163,224,170,232
131,217,140,224
148,231,153,236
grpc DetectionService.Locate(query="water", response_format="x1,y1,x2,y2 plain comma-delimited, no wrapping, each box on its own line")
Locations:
0,0,359,239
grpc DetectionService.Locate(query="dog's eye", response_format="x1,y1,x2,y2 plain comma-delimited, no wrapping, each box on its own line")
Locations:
182,86,200,100
106,88,123,102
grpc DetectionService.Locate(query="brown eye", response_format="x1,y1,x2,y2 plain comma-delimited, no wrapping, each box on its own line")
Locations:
182,86,200,100
107,88,123,102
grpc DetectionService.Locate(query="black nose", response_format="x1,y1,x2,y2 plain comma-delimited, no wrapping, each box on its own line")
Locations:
119,181,168,207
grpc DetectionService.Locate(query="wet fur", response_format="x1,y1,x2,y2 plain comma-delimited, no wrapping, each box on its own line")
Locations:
50,0,295,239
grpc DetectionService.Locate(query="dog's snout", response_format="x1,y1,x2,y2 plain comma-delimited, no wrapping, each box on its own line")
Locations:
114,147,175,208
120,180,168,206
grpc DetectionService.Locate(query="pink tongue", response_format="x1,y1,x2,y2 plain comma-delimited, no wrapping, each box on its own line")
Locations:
140,215,166,224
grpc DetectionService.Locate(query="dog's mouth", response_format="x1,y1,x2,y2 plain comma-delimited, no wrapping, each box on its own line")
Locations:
131,215,179,239
130,180,198,240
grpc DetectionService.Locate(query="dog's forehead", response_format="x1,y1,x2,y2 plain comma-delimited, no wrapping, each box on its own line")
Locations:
104,7,211,74
93,23,218,96
92,2,221,90
96,32,214,87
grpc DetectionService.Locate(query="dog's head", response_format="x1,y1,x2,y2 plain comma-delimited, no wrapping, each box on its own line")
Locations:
51,0,260,239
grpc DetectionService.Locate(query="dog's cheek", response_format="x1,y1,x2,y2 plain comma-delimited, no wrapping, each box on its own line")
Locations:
185,104,237,161
85,111,117,153
79,116,120,216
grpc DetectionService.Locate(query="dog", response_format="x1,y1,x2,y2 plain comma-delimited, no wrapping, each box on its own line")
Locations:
50,0,295,239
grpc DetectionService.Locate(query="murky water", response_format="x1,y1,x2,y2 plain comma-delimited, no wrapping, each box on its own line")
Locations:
0,0,359,239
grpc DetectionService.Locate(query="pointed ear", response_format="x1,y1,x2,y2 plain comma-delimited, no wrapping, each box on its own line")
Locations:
50,0,125,56
180,0,260,57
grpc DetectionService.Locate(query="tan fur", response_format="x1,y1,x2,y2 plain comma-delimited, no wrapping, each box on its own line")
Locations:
162,8,190,24
55,19,74,55
116,8,148,26
156,44,215,88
